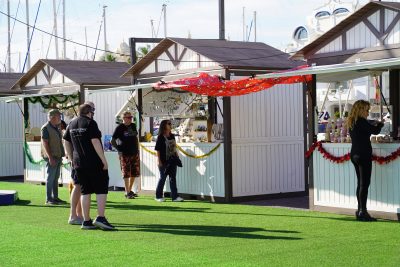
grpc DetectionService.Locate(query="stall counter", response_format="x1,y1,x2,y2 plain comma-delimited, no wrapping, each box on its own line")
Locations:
25,141,225,198
313,143,400,213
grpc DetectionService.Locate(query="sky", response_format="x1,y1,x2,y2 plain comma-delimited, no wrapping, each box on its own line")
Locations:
0,0,372,72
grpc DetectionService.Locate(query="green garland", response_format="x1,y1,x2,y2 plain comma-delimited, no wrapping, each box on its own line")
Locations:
23,93,80,169
27,94,80,109
23,141,70,168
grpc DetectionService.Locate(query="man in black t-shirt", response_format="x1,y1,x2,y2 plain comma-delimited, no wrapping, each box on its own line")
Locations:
63,103,114,230
111,111,140,199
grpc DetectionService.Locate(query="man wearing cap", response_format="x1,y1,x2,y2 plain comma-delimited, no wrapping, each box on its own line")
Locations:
111,111,140,199
41,109,66,205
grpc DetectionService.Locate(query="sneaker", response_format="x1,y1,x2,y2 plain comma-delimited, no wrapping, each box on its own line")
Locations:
131,191,138,197
54,198,67,204
81,219,97,230
155,198,165,202
125,192,135,199
93,216,115,230
172,197,184,202
45,199,59,205
68,217,83,225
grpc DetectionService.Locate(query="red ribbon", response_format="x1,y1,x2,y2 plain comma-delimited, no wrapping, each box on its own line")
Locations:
153,66,312,97
305,141,400,165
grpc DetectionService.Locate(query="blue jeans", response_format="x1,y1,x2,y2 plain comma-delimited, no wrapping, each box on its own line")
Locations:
156,165,178,199
45,158,62,201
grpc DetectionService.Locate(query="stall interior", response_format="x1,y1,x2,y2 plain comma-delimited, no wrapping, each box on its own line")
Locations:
316,72,395,144
104,87,223,151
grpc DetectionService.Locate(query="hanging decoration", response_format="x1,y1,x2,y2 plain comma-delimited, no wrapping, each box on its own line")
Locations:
153,66,312,97
139,143,221,159
306,141,400,165
27,94,80,110
24,141,70,167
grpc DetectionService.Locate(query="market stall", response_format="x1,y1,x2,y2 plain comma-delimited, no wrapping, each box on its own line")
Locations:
115,37,308,202
261,1,400,219
5,59,131,186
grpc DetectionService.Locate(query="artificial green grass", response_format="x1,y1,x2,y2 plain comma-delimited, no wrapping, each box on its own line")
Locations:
0,182,399,267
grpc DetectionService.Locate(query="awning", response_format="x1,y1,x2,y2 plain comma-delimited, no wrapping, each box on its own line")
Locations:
256,57,400,82
86,84,153,94
0,89,79,103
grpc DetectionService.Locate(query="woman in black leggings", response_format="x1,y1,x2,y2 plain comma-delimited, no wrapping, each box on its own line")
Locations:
347,100,383,221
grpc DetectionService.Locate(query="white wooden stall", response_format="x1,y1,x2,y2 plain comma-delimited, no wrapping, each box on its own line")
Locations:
0,101,24,178
231,83,305,197
313,143,400,214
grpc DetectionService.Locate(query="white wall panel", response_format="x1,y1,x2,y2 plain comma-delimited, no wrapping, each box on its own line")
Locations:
367,10,380,31
316,36,342,54
0,101,24,177
140,143,225,198
86,90,132,137
231,83,305,197
346,21,380,50
313,143,400,213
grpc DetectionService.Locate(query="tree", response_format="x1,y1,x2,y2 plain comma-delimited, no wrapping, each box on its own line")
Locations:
100,53,117,62
136,45,151,60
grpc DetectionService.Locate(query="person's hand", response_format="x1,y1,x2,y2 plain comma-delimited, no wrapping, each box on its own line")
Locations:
102,160,108,170
158,161,163,167
49,157,57,167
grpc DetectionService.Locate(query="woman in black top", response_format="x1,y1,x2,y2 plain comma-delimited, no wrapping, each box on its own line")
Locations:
154,120,184,202
347,100,383,221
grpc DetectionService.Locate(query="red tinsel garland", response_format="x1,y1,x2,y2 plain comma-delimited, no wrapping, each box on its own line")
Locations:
305,141,400,165
153,66,312,97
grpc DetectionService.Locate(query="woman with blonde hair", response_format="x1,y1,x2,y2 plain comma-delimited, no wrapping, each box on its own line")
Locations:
347,100,383,221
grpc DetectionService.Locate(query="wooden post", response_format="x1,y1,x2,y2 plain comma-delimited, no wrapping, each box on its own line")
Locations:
307,75,317,210
389,70,400,139
207,97,216,142
223,69,232,203
23,98,29,183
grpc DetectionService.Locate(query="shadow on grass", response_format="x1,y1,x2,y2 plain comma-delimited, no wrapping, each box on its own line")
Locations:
14,199,69,209
106,202,359,222
113,223,302,240
12,199,395,224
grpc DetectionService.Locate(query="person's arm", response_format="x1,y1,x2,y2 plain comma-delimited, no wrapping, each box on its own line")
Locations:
92,138,108,170
41,127,56,166
157,151,162,167
155,137,163,167
64,140,73,163
110,137,118,149
361,119,384,135
111,125,119,149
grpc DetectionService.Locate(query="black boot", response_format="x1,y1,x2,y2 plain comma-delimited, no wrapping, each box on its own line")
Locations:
355,210,360,220
358,210,377,222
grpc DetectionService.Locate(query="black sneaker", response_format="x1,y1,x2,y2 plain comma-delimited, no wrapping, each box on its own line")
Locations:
131,192,138,197
81,219,97,230
93,216,115,230
45,199,59,205
125,192,135,199
54,198,67,204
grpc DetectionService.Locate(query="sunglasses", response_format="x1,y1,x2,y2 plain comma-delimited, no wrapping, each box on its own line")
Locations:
124,116,133,119
167,122,172,125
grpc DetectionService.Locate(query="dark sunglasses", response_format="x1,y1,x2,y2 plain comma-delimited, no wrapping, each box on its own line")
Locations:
124,116,133,119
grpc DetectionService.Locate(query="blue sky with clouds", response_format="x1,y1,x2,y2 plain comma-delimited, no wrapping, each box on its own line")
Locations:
0,0,370,72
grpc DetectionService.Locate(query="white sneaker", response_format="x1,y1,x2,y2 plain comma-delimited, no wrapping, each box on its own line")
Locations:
172,197,184,202
68,217,83,225
155,198,165,202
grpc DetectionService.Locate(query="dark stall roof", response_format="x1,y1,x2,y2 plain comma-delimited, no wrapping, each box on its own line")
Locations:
123,37,301,77
292,1,400,60
0,73,23,95
14,59,131,88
